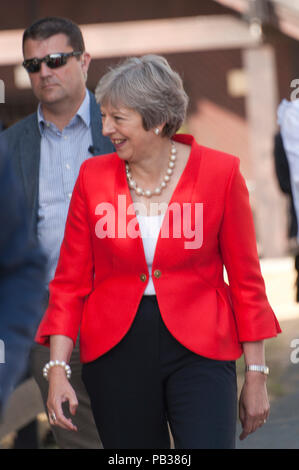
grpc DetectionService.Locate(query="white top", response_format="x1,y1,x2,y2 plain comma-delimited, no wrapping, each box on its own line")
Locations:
136,213,164,295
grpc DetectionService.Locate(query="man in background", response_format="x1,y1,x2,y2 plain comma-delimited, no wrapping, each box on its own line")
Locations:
1,16,114,448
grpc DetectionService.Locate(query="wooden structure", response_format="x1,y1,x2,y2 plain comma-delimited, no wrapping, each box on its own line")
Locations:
0,379,44,444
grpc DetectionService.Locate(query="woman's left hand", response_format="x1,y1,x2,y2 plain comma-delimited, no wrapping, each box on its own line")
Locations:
239,372,270,440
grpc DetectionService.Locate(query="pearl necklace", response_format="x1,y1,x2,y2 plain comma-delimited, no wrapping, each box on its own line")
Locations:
125,141,177,197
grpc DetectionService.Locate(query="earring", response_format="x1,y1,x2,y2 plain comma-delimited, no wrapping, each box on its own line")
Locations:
154,128,160,135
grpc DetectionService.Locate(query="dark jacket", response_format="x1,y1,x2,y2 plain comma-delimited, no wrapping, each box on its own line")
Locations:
0,141,46,414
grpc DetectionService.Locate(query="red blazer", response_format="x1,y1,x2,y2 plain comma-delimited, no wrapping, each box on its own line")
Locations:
36,134,281,362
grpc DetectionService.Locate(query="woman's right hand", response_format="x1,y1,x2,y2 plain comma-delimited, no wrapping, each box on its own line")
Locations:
47,366,78,431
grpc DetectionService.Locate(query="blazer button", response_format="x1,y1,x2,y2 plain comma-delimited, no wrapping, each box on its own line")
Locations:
153,269,161,279
140,273,147,282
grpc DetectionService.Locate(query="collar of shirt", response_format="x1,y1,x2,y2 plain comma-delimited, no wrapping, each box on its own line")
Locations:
37,89,90,135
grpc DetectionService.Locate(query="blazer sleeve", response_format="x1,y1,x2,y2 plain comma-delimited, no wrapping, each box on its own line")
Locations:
219,158,281,342
35,161,94,347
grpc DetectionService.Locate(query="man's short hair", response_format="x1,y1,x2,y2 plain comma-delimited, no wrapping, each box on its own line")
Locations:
22,17,85,54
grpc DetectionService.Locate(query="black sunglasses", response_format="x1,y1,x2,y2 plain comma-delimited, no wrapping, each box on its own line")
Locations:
22,51,82,73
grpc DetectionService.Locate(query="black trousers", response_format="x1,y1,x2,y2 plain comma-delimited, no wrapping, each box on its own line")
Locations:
82,296,237,449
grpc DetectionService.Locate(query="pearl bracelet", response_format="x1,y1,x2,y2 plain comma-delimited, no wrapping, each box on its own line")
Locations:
43,360,72,381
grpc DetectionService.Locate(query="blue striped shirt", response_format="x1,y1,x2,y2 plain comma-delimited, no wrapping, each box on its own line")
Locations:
37,90,93,285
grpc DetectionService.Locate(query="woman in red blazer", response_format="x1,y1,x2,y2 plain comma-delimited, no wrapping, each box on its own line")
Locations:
36,55,281,449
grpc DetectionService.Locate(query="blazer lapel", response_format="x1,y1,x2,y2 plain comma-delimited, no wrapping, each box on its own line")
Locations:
19,115,41,233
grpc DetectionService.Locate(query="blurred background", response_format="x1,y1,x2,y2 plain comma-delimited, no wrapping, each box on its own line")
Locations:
0,0,299,449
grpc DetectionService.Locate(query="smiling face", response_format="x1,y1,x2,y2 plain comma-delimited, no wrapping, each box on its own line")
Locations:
101,103,159,163
23,33,90,109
